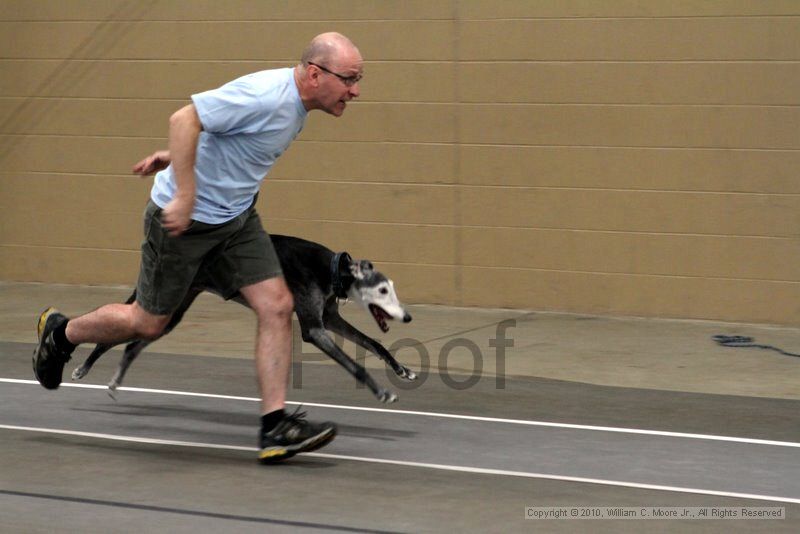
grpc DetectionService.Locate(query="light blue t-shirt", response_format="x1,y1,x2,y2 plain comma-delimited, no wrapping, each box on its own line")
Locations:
151,67,308,223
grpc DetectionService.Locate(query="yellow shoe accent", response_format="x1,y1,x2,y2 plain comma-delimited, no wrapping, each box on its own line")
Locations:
259,448,288,460
37,307,58,339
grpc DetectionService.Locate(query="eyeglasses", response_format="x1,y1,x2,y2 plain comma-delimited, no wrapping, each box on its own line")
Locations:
307,62,362,87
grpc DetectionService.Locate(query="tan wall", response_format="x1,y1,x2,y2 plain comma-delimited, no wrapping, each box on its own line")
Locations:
1,1,798,325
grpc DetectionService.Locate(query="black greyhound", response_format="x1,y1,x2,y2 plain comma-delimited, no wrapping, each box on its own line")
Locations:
71,234,417,403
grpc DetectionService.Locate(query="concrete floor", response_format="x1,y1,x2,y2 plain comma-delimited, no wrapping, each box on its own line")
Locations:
1,281,799,532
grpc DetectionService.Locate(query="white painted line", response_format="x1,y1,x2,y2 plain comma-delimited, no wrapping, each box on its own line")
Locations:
3,377,800,449
0,423,254,452
308,452,800,505
2,423,799,505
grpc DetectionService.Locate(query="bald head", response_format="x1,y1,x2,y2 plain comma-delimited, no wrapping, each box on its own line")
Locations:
295,32,363,117
301,32,361,69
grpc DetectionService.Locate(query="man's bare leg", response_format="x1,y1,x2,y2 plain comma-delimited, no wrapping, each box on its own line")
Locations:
239,277,294,415
65,301,171,345
33,301,171,390
239,276,337,463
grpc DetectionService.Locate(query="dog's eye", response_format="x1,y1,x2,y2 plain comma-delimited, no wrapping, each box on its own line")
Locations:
379,287,389,295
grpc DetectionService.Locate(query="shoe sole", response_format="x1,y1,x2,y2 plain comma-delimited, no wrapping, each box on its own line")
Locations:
258,427,337,464
32,307,66,390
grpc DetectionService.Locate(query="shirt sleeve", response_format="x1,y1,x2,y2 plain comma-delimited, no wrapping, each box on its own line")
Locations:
191,75,269,135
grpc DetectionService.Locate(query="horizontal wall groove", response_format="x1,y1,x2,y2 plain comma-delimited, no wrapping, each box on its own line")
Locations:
3,16,800,23
3,244,795,285
265,178,800,197
3,59,800,64
2,173,797,198
2,135,798,153
0,19,456,23
2,58,799,64
0,243,137,253
262,217,798,240
1,97,797,108
0,135,796,152
344,260,800,285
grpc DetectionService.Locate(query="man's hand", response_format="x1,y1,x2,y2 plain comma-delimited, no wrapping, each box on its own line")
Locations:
160,104,202,237
161,195,194,237
132,150,171,176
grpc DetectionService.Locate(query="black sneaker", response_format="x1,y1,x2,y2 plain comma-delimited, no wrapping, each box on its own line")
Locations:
32,307,71,390
259,409,337,464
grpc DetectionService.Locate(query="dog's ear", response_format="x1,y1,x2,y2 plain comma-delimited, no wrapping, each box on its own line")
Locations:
349,259,374,280
349,259,363,280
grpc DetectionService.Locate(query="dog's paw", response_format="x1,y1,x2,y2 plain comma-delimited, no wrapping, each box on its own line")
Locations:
377,389,398,404
396,366,417,381
71,367,88,381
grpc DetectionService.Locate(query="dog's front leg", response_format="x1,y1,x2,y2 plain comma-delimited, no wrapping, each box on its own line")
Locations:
303,326,398,403
323,311,417,381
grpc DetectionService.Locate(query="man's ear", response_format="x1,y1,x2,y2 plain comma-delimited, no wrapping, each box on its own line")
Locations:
307,64,323,87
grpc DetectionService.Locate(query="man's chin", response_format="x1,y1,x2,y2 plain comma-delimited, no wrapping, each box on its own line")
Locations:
329,101,347,116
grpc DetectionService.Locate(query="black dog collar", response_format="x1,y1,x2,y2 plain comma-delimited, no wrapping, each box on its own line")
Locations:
331,251,355,299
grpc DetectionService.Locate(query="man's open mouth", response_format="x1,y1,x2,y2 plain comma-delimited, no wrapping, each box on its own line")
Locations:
369,304,391,333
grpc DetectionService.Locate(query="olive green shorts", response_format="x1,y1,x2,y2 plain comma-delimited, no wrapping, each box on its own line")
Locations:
136,200,282,315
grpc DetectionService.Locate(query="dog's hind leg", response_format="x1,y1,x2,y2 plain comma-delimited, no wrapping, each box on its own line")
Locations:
107,339,152,393
71,290,140,381
107,287,202,394
323,306,417,381
71,342,116,381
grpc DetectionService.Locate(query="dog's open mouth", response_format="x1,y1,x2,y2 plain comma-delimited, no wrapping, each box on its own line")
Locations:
369,304,391,333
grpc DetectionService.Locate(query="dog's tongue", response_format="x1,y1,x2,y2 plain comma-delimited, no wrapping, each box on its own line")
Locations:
369,305,390,333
